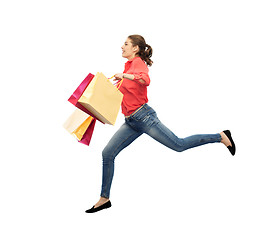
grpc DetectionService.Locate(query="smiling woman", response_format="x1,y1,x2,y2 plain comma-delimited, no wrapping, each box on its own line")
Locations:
117,35,153,85
85,34,236,213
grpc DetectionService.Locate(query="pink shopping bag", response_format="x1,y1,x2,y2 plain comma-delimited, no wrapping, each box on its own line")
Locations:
67,73,102,146
68,73,94,116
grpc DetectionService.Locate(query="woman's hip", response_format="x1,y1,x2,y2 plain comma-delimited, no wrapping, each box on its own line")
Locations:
125,104,159,132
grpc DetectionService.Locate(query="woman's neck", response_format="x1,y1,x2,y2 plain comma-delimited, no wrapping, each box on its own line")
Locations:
127,54,138,61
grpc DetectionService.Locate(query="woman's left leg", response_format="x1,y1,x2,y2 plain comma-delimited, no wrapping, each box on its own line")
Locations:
101,122,142,199
87,122,142,211
145,113,222,152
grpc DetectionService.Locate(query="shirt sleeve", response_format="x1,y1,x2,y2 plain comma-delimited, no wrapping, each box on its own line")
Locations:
131,58,150,86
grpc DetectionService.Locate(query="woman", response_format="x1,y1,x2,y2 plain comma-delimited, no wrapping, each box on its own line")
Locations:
85,35,236,213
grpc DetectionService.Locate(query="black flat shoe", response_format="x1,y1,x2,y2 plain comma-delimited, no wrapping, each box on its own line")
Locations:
85,200,112,213
223,130,236,156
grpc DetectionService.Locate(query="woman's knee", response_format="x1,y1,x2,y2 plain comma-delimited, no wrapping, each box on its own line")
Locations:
102,146,114,161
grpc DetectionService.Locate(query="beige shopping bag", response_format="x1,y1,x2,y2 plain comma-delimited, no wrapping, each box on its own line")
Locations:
78,72,123,125
63,108,94,141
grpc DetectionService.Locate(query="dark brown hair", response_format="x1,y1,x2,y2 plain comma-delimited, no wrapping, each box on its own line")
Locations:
128,34,153,66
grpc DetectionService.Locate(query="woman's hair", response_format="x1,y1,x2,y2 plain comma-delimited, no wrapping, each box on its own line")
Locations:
128,34,153,66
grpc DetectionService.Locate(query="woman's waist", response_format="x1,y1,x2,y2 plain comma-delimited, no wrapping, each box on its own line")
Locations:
124,103,154,119
124,104,146,119
121,94,148,116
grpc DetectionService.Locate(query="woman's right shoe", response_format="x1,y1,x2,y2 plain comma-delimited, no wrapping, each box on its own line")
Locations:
85,200,112,213
223,130,236,156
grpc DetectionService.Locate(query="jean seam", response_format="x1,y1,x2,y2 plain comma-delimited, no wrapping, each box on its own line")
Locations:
101,165,111,198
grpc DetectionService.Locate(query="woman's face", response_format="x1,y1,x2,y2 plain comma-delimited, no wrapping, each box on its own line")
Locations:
121,38,138,60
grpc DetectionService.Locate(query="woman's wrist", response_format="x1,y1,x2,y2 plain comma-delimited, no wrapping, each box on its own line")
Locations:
123,73,134,80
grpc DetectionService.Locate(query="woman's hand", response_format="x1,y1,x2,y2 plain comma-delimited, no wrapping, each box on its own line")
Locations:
114,73,136,81
114,73,124,81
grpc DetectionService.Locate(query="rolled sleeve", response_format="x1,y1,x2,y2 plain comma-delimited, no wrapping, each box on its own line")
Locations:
133,72,150,86
131,58,150,86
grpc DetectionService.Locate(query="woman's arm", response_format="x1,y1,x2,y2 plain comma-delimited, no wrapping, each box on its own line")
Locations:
123,73,134,80
114,73,146,84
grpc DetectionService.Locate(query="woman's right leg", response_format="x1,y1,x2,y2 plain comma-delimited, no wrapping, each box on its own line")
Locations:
100,122,142,199
146,119,222,152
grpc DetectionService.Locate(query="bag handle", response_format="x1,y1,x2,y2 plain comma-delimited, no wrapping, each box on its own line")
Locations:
108,75,123,89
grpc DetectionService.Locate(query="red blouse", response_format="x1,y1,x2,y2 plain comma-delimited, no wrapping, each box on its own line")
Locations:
118,57,150,116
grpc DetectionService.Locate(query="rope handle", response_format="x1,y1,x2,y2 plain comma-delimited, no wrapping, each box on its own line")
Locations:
108,75,123,89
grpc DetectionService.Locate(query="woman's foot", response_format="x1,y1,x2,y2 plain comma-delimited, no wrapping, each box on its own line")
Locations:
85,197,111,213
220,131,232,147
94,197,110,208
220,130,236,156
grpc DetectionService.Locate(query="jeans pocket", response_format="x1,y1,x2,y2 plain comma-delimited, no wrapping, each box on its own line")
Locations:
127,108,158,132
132,107,149,121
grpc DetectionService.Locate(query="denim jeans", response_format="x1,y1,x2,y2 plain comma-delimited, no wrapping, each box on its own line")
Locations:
100,104,222,198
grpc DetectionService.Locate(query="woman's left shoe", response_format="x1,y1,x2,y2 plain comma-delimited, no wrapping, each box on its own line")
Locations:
85,200,112,213
223,130,236,156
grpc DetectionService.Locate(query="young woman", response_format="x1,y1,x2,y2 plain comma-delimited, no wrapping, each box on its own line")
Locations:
85,35,236,213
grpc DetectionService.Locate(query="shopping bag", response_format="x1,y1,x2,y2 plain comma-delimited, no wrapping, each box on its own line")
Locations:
78,72,123,125
68,73,99,118
72,116,93,140
63,108,96,145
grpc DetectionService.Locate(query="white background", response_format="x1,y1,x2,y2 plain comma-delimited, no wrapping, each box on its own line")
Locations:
1,0,276,239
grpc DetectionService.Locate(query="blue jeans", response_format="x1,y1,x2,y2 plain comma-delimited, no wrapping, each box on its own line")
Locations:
100,104,222,198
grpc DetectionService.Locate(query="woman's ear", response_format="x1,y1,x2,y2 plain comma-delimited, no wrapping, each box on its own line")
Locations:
133,45,139,53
